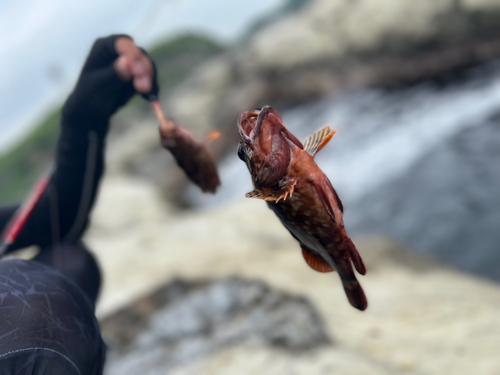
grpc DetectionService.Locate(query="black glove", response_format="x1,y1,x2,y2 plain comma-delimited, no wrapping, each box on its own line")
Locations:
62,34,159,131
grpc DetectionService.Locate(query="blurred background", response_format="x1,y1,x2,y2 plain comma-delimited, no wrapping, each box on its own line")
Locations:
2,0,500,374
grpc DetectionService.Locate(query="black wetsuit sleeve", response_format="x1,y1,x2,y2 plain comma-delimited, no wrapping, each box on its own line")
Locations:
0,35,158,252
0,206,17,235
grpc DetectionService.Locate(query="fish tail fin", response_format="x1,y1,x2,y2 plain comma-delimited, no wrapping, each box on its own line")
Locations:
335,242,368,311
341,277,368,311
344,237,366,275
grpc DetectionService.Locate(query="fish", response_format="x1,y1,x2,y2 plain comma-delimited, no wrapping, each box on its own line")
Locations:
237,106,367,311
153,101,221,193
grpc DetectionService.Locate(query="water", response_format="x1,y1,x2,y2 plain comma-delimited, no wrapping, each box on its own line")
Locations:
187,60,500,280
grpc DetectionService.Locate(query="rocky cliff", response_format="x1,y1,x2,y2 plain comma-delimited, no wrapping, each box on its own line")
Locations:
113,0,500,193
166,0,500,145
84,175,500,375
81,1,500,373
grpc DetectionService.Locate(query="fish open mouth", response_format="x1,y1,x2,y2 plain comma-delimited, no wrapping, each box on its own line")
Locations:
238,106,277,139
238,109,260,137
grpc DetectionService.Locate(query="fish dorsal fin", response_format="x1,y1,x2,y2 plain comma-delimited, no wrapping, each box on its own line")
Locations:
303,126,336,157
301,245,334,273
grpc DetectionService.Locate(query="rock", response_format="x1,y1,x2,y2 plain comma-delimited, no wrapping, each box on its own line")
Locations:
101,278,330,375
183,60,500,282
78,4,500,372
166,345,394,375
166,0,500,154
352,108,500,281
108,0,500,196
85,177,500,374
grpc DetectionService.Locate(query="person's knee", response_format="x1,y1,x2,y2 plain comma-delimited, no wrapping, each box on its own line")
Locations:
0,259,105,373
33,242,102,306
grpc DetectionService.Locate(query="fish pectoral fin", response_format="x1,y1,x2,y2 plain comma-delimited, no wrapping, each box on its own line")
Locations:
245,189,278,201
303,126,336,158
301,245,334,273
245,189,266,199
246,180,298,203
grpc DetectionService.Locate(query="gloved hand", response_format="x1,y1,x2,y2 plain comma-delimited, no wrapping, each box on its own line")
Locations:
62,34,159,130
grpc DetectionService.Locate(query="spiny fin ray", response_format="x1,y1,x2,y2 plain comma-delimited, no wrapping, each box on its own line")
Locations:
303,126,336,157
246,180,298,203
246,189,265,199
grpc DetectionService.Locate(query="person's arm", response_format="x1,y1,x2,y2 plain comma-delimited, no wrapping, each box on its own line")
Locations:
0,206,17,234
1,35,158,252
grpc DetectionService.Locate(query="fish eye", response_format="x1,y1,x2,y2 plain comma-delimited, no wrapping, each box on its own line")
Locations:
237,144,246,161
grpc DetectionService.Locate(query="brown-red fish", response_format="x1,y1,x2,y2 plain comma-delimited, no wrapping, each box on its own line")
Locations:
237,106,367,311
153,101,221,193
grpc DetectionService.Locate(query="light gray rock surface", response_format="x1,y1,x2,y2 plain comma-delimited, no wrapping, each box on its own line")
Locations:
85,175,500,375
80,3,500,372
108,0,500,203
166,0,500,145
102,278,331,375
353,108,500,280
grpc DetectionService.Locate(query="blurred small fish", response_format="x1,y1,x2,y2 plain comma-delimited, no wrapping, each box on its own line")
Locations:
152,101,221,193
237,106,367,310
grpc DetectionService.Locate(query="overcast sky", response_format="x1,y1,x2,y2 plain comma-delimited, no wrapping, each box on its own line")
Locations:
0,0,283,151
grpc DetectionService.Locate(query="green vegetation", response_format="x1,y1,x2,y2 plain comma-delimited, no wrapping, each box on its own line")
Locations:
241,0,311,42
0,34,225,205
0,109,60,205
148,34,224,62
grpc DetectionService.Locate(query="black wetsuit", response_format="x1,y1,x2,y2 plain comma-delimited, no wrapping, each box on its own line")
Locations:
0,35,158,374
